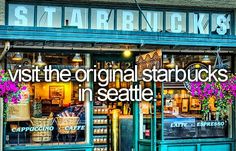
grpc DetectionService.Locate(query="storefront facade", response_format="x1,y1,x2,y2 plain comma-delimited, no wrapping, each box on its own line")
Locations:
0,0,236,151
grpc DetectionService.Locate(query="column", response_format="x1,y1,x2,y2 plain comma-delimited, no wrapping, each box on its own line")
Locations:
0,0,5,25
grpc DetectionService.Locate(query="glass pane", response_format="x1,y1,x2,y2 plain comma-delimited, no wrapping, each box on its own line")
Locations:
117,10,139,31
166,12,186,33
163,54,232,139
37,6,62,28
142,11,163,32
139,82,162,140
5,52,90,146
189,13,209,34
211,13,231,35
91,8,114,30
8,4,34,26
65,7,88,29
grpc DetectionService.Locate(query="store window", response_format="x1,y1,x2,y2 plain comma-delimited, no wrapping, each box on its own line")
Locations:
162,54,232,139
189,13,209,34
166,12,186,33
5,52,90,146
8,4,34,26
211,13,231,35
65,7,88,29
37,6,62,27
91,8,114,30
117,10,139,31
141,11,163,32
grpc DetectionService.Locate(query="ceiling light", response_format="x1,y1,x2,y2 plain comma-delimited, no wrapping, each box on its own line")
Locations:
35,53,46,67
202,55,211,64
12,52,23,61
123,50,132,58
166,55,175,68
163,55,169,64
72,53,83,62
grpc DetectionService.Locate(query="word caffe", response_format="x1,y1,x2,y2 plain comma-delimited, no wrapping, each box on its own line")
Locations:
8,4,231,35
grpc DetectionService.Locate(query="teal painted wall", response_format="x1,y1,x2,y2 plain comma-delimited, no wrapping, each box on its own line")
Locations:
167,145,196,151
139,142,234,151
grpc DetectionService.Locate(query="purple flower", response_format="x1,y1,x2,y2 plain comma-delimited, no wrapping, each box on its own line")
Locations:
4,97,8,103
22,86,27,91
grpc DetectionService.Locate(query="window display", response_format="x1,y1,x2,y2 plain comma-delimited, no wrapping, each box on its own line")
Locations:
137,53,233,141
5,52,90,146
162,53,232,140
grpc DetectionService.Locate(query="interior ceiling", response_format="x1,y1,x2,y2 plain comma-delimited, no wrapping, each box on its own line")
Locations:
0,41,235,54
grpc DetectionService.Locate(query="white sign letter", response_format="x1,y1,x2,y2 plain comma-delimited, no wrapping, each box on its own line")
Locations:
194,13,208,34
14,6,28,26
216,15,227,35
145,11,158,32
97,10,109,30
44,7,56,27
71,9,83,28
170,13,182,33
122,11,134,31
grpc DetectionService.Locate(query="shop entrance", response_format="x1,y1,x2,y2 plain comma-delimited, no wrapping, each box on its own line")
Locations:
92,53,135,151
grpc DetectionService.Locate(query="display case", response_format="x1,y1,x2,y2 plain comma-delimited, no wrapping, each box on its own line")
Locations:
4,52,92,150
93,107,111,151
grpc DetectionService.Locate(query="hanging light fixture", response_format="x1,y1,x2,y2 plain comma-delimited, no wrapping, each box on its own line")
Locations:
123,50,132,58
166,55,175,68
123,45,132,58
35,53,46,67
202,55,211,64
163,54,169,64
72,53,83,62
12,52,23,61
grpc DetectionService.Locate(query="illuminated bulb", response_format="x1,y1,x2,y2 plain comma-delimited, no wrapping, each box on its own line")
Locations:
202,55,211,64
35,53,46,67
166,55,175,68
163,55,169,64
123,50,132,58
12,52,23,61
72,53,83,62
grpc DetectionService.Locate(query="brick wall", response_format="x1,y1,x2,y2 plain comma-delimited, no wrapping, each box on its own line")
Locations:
0,0,5,25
